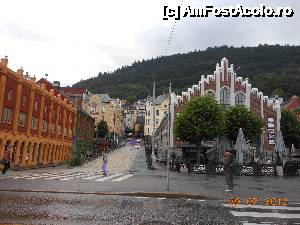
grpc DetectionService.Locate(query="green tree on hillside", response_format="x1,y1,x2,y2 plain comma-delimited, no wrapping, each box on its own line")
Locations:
126,95,137,105
73,45,300,100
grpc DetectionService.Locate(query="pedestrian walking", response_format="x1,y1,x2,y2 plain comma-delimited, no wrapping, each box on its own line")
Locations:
101,149,108,176
224,149,234,192
1,145,12,176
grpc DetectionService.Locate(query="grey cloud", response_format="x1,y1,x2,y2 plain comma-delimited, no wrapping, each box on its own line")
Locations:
0,22,48,42
136,0,300,57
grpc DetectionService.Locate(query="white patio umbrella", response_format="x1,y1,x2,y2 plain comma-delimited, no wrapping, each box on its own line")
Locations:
275,130,289,166
235,128,245,164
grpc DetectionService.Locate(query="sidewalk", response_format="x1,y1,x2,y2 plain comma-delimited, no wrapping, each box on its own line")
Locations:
129,147,300,203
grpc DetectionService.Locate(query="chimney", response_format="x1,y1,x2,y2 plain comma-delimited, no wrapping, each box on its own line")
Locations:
0,56,8,67
53,81,60,90
17,67,24,76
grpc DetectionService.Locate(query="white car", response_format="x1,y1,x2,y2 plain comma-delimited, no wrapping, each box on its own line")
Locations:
134,144,140,149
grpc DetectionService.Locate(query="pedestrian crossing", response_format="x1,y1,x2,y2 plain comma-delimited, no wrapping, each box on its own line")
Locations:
1,171,135,182
223,203,300,224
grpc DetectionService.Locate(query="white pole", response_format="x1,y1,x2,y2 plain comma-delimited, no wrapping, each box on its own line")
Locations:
152,81,156,166
167,82,171,190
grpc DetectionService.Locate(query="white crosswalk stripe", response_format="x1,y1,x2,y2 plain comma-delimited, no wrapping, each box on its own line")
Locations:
81,174,104,180
112,174,134,181
44,172,84,180
6,172,134,182
223,204,300,224
96,174,123,181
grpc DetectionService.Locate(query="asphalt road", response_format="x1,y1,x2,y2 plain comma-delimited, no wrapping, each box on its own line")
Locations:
0,144,300,224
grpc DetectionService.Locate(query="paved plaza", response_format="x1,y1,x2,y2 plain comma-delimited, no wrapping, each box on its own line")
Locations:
1,144,300,224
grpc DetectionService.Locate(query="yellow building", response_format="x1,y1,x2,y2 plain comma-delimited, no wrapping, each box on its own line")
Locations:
0,57,77,169
144,94,168,136
82,93,125,143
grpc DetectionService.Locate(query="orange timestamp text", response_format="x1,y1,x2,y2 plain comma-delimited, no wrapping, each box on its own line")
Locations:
228,197,288,206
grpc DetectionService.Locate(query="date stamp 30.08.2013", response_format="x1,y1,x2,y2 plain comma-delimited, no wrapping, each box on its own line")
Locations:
228,197,288,206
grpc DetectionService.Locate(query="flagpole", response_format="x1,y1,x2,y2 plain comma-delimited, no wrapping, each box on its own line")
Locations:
166,82,171,190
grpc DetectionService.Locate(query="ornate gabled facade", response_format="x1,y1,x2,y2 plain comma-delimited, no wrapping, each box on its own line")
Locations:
173,58,281,154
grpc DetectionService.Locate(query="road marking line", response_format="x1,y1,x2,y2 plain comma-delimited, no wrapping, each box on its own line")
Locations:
61,174,91,180
135,197,149,199
243,223,271,225
112,174,134,182
25,173,61,179
223,204,300,211
198,200,206,202
44,172,84,180
60,174,92,181
230,211,300,219
96,174,122,181
156,198,166,200
13,175,40,179
82,175,104,180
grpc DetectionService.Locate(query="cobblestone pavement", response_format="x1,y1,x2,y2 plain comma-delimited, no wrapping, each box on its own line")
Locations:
6,143,139,176
78,144,139,174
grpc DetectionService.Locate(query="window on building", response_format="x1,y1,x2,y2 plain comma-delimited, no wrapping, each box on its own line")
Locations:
18,112,26,127
31,117,39,130
64,127,67,136
156,110,159,116
220,87,230,108
235,92,246,106
51,123,56,134
205,90,215,97
2,107,13,123
22,95,27,108
7,89,13,102
147,128,149,134
42,120,48,132
156,119,159,125
57,125,61,135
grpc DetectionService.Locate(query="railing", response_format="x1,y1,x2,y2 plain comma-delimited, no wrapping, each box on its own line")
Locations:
169,162,277,176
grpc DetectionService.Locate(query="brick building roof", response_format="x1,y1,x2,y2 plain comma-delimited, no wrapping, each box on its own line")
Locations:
60,87,86,95
36,78,67,101
286,95,300,111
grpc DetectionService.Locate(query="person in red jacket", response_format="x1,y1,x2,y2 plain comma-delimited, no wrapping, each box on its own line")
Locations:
2,145,12,175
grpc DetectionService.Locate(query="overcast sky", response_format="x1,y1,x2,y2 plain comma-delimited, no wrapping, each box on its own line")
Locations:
0,0,299,86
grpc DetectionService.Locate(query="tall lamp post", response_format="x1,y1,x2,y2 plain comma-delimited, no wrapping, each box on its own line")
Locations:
152,81,156,165
166,82,171,190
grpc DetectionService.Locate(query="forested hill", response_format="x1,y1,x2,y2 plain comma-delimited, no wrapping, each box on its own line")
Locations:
73,45,300,100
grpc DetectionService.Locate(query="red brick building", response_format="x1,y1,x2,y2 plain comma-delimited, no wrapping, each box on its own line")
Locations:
173,58,280,157
285,95,300,120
